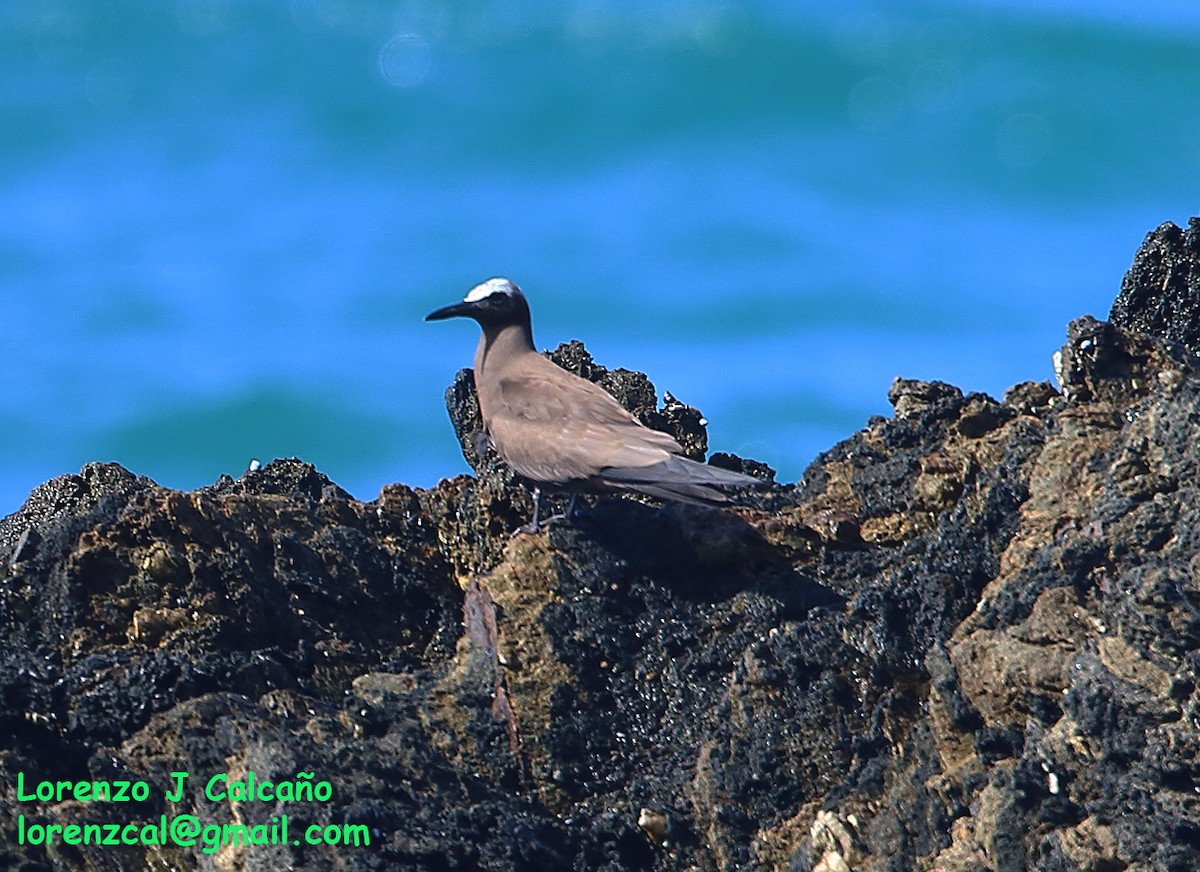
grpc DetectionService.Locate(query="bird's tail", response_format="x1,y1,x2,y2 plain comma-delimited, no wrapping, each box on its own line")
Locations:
600,455,764,507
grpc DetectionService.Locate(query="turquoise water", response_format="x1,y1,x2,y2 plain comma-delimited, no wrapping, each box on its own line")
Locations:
3,1,1199,514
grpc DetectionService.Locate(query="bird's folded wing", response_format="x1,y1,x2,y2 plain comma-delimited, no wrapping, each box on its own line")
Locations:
598,456,763,506
601,455,761,489
488,370,682,482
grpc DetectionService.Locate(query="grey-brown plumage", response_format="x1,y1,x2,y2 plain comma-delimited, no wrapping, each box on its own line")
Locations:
426,277,761,526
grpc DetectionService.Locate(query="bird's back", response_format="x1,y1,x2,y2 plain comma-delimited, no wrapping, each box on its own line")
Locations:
477,350,682,485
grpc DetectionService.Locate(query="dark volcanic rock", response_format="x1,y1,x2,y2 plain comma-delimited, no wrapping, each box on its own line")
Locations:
1111,217,1200,355
2,224,1200,870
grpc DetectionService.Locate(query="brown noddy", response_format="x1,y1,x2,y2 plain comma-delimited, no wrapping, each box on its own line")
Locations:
426,277,763,531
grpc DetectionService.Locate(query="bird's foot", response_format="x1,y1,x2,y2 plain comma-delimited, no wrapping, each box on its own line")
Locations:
510,511,567,538
509,490,578,537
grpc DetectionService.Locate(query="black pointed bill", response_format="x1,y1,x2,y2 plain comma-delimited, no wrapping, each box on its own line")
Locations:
424,300,478,321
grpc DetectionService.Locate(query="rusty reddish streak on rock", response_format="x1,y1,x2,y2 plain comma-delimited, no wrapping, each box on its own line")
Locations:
463,580,521,754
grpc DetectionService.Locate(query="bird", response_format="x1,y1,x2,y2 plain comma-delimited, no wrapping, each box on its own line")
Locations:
425,277,763,532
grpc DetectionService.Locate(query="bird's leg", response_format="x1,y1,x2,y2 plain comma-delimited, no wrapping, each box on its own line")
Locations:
512,488,575,537
553,493,580,522
534,492,573,529
512,486,545,537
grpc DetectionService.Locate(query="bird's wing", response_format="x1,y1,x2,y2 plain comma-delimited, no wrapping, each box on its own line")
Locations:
600,455,763,505
486,367,682,483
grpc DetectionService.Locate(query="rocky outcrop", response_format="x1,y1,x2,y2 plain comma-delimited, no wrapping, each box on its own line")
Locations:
1111,216,1200,355
1,221,1199,870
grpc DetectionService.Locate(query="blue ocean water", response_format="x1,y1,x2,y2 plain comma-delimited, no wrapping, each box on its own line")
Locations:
2,0,1198,515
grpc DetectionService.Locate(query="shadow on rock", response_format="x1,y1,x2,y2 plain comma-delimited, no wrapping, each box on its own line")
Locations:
562,494,843,618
